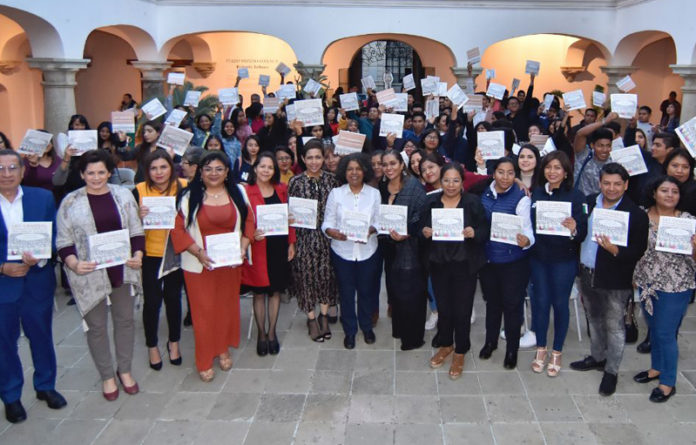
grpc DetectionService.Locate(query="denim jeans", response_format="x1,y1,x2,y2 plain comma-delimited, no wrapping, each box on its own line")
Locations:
578,267,631,375
641,287,692,387
530,257,577,351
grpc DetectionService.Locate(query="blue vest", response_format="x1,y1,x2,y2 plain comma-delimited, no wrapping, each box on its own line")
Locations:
481,184,527,264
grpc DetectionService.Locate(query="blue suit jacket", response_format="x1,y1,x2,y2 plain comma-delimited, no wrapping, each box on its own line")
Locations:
0,186,57,304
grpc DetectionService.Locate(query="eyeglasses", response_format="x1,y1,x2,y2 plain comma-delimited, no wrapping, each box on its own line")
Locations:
277,156,292,162
202,166,226,174
425,135,438,140
0,164,20,174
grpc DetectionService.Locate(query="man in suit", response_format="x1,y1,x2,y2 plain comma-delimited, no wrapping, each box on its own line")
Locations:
0,149,66,423
569,162,649,396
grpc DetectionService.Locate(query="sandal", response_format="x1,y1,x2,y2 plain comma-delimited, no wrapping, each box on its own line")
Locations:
449,353,465,380
430,346,454,369
219,353,233,371
531,347,547,374
547,351,562,377
199,368,215,382
318,313,332,340
307,318,324,342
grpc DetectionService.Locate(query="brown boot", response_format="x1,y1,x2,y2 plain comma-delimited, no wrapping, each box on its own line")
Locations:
430,346,454,368
449,353,465,380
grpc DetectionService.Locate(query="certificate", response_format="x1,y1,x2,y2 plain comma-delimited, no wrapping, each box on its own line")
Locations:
420,77,438,96
294,99,324,127
340,92,360,112
525,60,540,75
478,131,505,160
237,67,249,79
432,208,464,241
141,98,167,120
511,78,520,92
425,98,439,120
259,74,270,87
276,84,296,101
111,111,136,134
167,72,185,85
377,205,408,236
462,95,483,113
164,109,187,127
7,222,52,260
68,130,98,156
402,73,416,91
391,93,408,112
218,87,239,106
285,104,296,122
437,82,448,97
263,97,280,114
275,62,291,75
256,203,289,236
490,212,522,246
467,47,481,64
183,91,202,107
486,82,505,100
157,124,194,156
592,208,630,247
340,210,371,243
610,144,647,176
563,90,587,111
376,88,397,105
361,75,376,91
288,197,318,229
675,116,696,158
592,91,606,107
88,229,131,270
379,113,404,139
304,78,321,95
141,196,176,229
206,232,242,268
540,137,558,156
543,94,555,111
611,94,637,119
530,134,549,151
535,201,571,236
447,84,469,109
656,216,696,255
17,129,52,156
334,130,365,155
616,75,636,93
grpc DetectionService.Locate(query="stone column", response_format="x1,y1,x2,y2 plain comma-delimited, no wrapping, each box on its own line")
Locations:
599,65,636,95
293,63,325,83
670,64,696,122
451,66,483,93
26,57,90,136
131,61,172,101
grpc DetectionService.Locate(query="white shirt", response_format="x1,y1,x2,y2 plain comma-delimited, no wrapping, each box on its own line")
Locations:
322,183,381,261
0,186,24,228
488,182,535,249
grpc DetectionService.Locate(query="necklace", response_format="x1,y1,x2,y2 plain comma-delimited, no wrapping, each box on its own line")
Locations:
206,190,224,199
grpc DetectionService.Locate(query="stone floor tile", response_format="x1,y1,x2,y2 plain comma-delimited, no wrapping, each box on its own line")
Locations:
529,394,583,422
70,391,127,420
484,394,536,422
572,394,630,423
177,368,227,392
477,371,525,394
139,366,188,393
344,423,394,445
302,394,350,423
264,369,313,394
443,423,494,444
254,393,306,423
394,395,440,424
491,422,545,445
222,369,271,393
159,392,217,420
272,346,319,370
541,422,598,445
439,395,487,423
395,350,432,371
192,420,250,445
436,371,481,395
114,392,173,420
244,421,296,445
0,418,60,444
395,371,437,395
207,392,260,421
315,349,357,371
92,419,153,445
52,419,108,445
354,349,393,371
394,423,443,445
350,369,394,395
143,419,199,445
588,422,650,445
347,394,394,424
233,345,278,369
294,421,346,445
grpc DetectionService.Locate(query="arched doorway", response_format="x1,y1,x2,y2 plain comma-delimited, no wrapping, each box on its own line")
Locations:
349,40,423,93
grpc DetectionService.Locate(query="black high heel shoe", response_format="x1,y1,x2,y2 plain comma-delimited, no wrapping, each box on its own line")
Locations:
257,337,269,356
268,336,280,355
149,348,163,371
167,342,182,366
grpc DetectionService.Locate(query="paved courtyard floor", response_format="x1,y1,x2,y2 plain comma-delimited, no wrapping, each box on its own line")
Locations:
2,284,696,445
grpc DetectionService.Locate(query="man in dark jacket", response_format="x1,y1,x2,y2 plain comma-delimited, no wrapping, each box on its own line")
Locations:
569,163,648,396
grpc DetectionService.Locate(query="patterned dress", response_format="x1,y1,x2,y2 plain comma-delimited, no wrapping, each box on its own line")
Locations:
288,171,339,313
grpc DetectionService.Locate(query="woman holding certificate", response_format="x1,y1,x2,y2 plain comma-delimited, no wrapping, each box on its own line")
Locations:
56,149,145,401
632,176,696,402
169,151,254,382
242,152,295,356
288,140,339,342
378,149,428,350
133,151,186,370
529,151,587,377
420,162,489,379
322,153,381,350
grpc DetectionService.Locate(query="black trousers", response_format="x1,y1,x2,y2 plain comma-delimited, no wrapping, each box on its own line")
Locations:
142,256,184,348
479,257,530,353
388,266,427,349
430,260,477,354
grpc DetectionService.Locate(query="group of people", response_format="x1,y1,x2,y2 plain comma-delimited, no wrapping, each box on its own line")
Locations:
1,70,694,425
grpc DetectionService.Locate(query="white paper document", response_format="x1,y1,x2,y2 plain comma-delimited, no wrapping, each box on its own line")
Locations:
467,47,481,64
206,232,242,267
656,216,696,255
167,72,185,85
525,60,540,75
340,92,360,112
462,95,483,113
591,208,630,247
376,88,397,105
616,75,636,93
340,210,371,243
611,137,625,150
490,212,523,246
437,82,448,97
276,84,296,101
89,229,131,270
218,87,239,106
535,201,572,236
256,203,289,236
237,67,249,79
7,222,52,260
285,104,296,122
275,62,291,75
529,134,549,151
486,69,496,80
478,131,505,160
402,73,416,91
592,91,606,107
447,84,469,109
377,205,408,236
164,109,188,127
563,90,587,111
611,94,638,119
288,197,318,229
294,99,324,127
183,91,202,107
391,93,408,112
334,130,366,155
432,208,464,241
543,94,555,112
111,111,136,134
304,78,321,95
421,77,438,96
675,116,696,158
142,196,176,229
379,113,404,139
511,78,520,93
68,130,98,156
157,124,194,156
17,130,53,156
361,75,376,90
263,97,280,114
425,98,439,121
141,98,167,120
486,82,505,100
258,74,270,87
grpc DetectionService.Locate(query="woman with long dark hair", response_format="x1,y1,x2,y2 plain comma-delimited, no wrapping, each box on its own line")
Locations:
134,121,162,183
237,135,261,183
